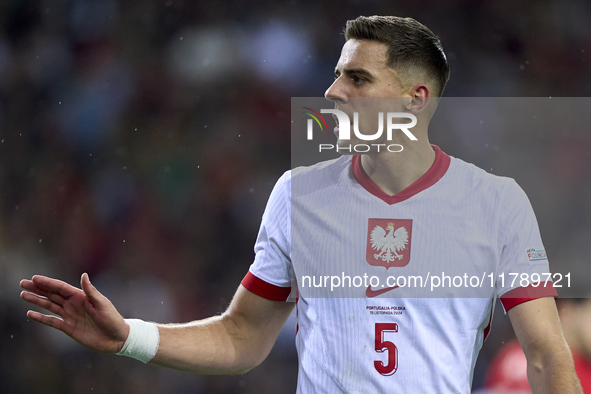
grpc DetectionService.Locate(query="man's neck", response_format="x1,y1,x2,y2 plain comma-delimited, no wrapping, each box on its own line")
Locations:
359,141,436,196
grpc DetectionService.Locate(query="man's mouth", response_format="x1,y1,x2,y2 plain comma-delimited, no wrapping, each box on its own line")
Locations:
332,113,353,135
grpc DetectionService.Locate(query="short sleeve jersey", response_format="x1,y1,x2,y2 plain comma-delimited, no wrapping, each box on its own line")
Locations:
241,145,557,393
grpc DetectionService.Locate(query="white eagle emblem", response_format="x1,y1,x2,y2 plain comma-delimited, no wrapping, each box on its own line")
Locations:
370,222,409,262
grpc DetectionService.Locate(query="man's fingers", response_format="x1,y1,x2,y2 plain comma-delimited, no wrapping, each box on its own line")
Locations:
20,280,66,306
31,275,77,298
20,291,64,316
26,310,65,331
80,273,105,307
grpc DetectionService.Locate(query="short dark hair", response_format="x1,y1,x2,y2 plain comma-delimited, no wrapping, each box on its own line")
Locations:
344,16,450,97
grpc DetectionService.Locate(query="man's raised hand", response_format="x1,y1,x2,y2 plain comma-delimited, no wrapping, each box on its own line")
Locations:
20,273,129,354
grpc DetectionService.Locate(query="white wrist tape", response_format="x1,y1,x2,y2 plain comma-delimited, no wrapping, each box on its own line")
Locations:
116,319,160,363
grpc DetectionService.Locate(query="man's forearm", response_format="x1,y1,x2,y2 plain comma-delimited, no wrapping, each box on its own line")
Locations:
527,346,582,394
149,314,262,375
143,285,293,375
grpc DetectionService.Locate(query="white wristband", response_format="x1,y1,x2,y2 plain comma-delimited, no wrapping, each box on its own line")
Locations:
116,319,160,363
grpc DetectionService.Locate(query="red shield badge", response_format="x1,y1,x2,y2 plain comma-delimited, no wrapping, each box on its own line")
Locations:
366,219,412,268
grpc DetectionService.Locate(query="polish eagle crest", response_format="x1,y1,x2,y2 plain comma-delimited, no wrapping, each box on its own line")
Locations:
370,222,409,263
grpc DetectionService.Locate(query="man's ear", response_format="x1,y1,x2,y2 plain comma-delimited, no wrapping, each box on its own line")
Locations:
406,84,430,114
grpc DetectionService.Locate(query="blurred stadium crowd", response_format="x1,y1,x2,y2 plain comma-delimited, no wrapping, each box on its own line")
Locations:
0,0,590,393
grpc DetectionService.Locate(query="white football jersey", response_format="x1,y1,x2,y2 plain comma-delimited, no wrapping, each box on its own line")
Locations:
241,145,556,393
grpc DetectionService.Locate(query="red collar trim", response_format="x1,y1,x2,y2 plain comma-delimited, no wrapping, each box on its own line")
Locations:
351,144,451,205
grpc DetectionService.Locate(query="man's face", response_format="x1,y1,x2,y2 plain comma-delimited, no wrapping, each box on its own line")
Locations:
324,39,411,151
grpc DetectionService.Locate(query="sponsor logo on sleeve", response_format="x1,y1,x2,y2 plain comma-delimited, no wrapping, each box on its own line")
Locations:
526,248,547,262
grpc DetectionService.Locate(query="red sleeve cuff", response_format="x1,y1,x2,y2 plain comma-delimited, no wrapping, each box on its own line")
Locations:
500,282,558,311
241,271,291,301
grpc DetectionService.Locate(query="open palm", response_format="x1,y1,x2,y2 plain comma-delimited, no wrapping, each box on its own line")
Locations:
20,273,129,354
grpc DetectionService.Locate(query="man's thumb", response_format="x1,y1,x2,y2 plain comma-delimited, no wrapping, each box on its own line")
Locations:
81,273,103,305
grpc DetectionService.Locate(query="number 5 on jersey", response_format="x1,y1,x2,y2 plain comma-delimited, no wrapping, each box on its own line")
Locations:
374,323,398,376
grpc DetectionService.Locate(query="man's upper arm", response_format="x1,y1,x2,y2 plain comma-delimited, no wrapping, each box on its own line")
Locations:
508,297,583,393
224,171,294,366
224,284,294,366
496,179,557,306
508,297,566,356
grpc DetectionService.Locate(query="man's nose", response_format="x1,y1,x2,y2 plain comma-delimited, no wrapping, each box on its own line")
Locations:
324,77,348,104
